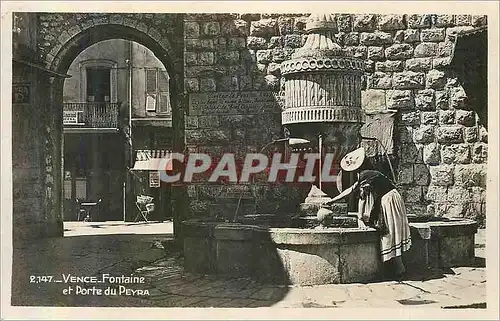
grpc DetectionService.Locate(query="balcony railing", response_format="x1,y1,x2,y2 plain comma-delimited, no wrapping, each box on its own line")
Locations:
63,102,119,129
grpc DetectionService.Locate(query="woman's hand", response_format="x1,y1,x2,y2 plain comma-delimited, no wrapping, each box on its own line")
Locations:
358,219,369,230
322,199,336,207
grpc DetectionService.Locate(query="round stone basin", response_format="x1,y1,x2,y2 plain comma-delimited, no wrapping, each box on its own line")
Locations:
182,215,477,285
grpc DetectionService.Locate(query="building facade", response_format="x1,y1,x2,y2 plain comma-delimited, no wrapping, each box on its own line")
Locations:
61,39,174,221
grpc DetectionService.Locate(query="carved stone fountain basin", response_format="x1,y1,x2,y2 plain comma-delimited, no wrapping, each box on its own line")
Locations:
182,216,477,285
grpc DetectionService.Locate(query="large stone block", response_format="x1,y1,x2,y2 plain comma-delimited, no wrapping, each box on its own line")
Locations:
421,111,438,125
420,28,446,42
367,72,392,89
433,14,455,27
405,186,423,202
429,165,454,186
405,58,433,72
267,36,283,49
472,15,487,26
447,186,472,203
472,143,487,164
378,14,406,30
479,126,488,143
184,51,198,65
439,110,455,125
397,163,414,185
400,111,420,125
433,57,452,69
414,42,438,57
455,15,472,26
441,144,471,164
284,34,302,48
398,126,413,143
386,90,414,109
184,21,200,38
375,60,404,72
344,46,368,59
425,185,448,202
393,71,425,89
277,16,295,35
449,86,467,109
398,144,423,163
367,46,385,60
435,90,449,109
395,29,420,43
201,21,221,36
227,37,246,50
407,14,432,28
247,36,267,50
361,89,386,111
250,19,277,37
184,78,199,92
454,164,487,187
199,78,217,92
415,89,436,110
385,43,413,60
344,32,360,45
414,163,430,185
353,14,377,31
436,126,464,143
199,51,215,65
336,14,352,33
413,125,435,144
360,31,393,45
221,19,249,36
456,110,476,127
426,69,447,89
463,127,478,143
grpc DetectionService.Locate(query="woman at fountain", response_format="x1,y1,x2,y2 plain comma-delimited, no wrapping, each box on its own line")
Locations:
323,147,411,279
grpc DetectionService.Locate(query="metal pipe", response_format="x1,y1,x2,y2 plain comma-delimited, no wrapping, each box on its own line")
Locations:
318,134,322,190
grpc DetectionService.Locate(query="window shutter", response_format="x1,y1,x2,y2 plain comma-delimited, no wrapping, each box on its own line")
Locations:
158,70,170,114
158,70,169,92
158,92,171,114
146,69,157,94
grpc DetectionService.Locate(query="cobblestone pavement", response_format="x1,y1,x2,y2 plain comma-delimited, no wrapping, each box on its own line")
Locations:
127,252,486,308
9,222,487,309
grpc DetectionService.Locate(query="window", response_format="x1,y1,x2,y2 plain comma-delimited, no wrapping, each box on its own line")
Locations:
86,68,111,102
145,68,171,114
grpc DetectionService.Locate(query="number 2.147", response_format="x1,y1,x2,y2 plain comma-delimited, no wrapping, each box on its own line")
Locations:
30,275,54,283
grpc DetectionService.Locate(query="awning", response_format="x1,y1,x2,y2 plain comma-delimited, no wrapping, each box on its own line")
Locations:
131,149,173,171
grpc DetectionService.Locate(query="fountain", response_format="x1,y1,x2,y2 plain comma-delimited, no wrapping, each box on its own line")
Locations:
182,13,478,285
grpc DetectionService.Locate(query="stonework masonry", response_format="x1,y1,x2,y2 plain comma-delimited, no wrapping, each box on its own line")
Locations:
14,12,488,242
181,13,487,226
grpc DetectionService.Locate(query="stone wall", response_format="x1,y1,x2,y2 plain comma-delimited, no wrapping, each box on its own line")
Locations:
13,13,65,241
183,13,488,225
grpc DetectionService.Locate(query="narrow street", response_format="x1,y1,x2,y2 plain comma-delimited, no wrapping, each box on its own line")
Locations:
11,222,486,308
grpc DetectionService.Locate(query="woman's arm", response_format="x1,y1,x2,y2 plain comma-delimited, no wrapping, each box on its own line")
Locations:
324,181,358,205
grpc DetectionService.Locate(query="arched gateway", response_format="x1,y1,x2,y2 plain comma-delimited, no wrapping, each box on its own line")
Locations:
12,13,186,243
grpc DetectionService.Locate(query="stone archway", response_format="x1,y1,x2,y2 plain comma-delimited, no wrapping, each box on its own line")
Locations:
14,13,187,242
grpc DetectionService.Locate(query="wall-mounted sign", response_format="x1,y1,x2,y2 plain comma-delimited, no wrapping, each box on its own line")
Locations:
149,171,160,188
63,111,84,125
12,85,30,103
188,91,281,116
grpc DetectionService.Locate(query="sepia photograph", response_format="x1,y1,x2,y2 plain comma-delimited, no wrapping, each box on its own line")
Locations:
1,1,499,319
